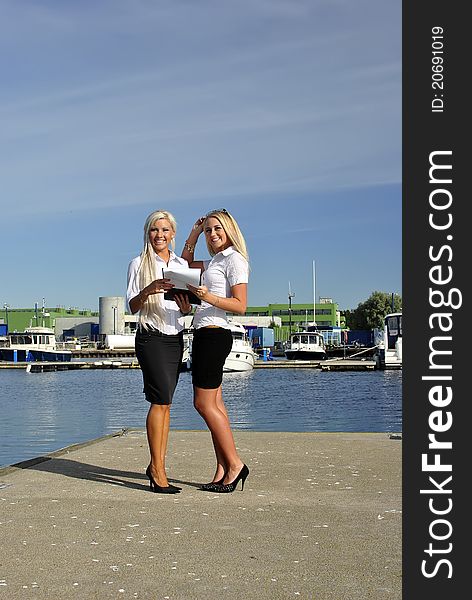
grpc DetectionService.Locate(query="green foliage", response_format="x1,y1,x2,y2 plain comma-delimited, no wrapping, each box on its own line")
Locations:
344,291,402,330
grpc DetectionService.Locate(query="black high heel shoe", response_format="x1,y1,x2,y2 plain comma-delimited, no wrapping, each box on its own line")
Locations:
212,465,249,493
200,476,225,491
145,466,181,494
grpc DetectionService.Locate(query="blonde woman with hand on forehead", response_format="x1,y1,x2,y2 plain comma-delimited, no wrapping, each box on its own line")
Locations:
127,209,192,494
182,208,250,493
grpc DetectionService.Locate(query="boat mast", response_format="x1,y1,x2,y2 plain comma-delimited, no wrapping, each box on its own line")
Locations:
288,281,295,336
312,260,317,326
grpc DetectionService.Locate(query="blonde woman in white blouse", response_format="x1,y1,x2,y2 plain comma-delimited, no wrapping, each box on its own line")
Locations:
183,209,250,494
127,209,191,494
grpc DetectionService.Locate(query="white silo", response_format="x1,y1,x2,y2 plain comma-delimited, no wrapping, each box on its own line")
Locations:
99,296,125,335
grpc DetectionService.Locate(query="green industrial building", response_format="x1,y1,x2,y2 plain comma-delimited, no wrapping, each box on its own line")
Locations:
242,299,343,342
245,301,341,327
1,306,99,335
2,298,344,344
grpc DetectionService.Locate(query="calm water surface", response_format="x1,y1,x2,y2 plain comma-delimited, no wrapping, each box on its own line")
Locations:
0,367,402,468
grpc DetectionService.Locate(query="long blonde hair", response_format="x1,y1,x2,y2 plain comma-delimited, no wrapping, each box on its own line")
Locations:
137,210,177,329
204,209,249,262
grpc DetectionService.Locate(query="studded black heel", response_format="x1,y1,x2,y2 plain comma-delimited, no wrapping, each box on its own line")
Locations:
200,476,225,491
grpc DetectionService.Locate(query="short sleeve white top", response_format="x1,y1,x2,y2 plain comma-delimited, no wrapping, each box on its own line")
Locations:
126,251,189,334
193,246,249,330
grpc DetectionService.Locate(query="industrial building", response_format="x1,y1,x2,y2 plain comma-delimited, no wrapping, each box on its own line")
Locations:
1,297,341,344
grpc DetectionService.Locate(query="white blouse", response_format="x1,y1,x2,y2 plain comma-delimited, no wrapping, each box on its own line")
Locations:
193,246,249,330
126,251,189,334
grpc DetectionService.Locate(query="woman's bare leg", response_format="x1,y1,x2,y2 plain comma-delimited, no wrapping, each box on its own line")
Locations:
194,385,243,483
207,386,230,481
146,404,171,487
160,405,171,466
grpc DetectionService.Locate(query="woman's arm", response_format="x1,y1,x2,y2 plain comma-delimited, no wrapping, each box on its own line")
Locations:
181,216,206,270
187,282,247,315
129,288,149,315
128,278,174,314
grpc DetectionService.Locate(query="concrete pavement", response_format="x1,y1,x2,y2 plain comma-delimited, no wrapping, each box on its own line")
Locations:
0,430,402,599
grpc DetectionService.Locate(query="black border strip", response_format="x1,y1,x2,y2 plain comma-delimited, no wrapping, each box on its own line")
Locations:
403,2,466,595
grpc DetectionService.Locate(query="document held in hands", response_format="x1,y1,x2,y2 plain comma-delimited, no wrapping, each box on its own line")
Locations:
162,267,202,305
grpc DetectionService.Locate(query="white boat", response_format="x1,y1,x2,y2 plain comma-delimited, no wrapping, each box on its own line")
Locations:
224,322,256,372
376,312,402,369
102,330,192,372
183,322,256,373
103,333,136,350
181,329,192,371
0,327,72,362
284,330,326,360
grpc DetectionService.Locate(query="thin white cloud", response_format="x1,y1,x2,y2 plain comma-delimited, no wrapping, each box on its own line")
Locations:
0,0,400,219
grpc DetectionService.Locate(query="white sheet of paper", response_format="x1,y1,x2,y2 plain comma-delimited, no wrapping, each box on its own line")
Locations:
162,267,201,290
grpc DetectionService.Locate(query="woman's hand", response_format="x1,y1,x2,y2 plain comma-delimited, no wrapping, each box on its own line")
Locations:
183,216,205,257
174,292,192,315
192,216,205,235
187,283,209,302
147,278,174,295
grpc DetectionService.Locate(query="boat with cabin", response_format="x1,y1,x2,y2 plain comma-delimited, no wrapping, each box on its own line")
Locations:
376,312,402,369
223,321,256,372
284,330,326,360
284,260,327,361
101,333,136,350
183,322,255,373
99,330,192,372
0,327,72,362
181,329,192,371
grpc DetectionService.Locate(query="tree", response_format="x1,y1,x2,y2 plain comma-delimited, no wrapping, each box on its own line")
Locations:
345,292,402,330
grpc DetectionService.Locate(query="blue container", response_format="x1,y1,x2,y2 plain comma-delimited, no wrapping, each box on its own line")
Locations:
347,330,374,346
251,327,275,349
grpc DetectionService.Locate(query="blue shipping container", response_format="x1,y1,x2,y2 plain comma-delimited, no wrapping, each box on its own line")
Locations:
251,327,275,349
346,330,374,346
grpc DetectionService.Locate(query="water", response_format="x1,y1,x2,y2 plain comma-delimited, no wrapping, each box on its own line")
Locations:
0,367,402,468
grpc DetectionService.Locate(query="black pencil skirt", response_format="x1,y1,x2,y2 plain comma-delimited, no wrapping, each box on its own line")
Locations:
191,327,233,389
135,328,184,405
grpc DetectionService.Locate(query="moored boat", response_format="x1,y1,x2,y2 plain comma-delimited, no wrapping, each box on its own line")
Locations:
181,329,192,371
179,322,256,373
0,327,72,362
223,322,256,372
376,312,402,369
100,330,192,372
102,333,136,350
284,330,326,360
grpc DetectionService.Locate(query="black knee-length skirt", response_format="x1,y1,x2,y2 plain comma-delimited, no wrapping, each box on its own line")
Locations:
135,328,184,405
191,327,233,389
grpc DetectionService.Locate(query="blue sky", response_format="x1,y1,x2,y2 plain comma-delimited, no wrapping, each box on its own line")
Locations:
0,0,401,312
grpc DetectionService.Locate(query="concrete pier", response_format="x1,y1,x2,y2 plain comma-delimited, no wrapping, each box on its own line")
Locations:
1,358,379,372
0,430,401,599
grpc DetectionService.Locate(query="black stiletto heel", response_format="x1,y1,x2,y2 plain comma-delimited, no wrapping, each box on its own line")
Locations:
145,466,181,494
146,466,181,491
212,465,249,493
